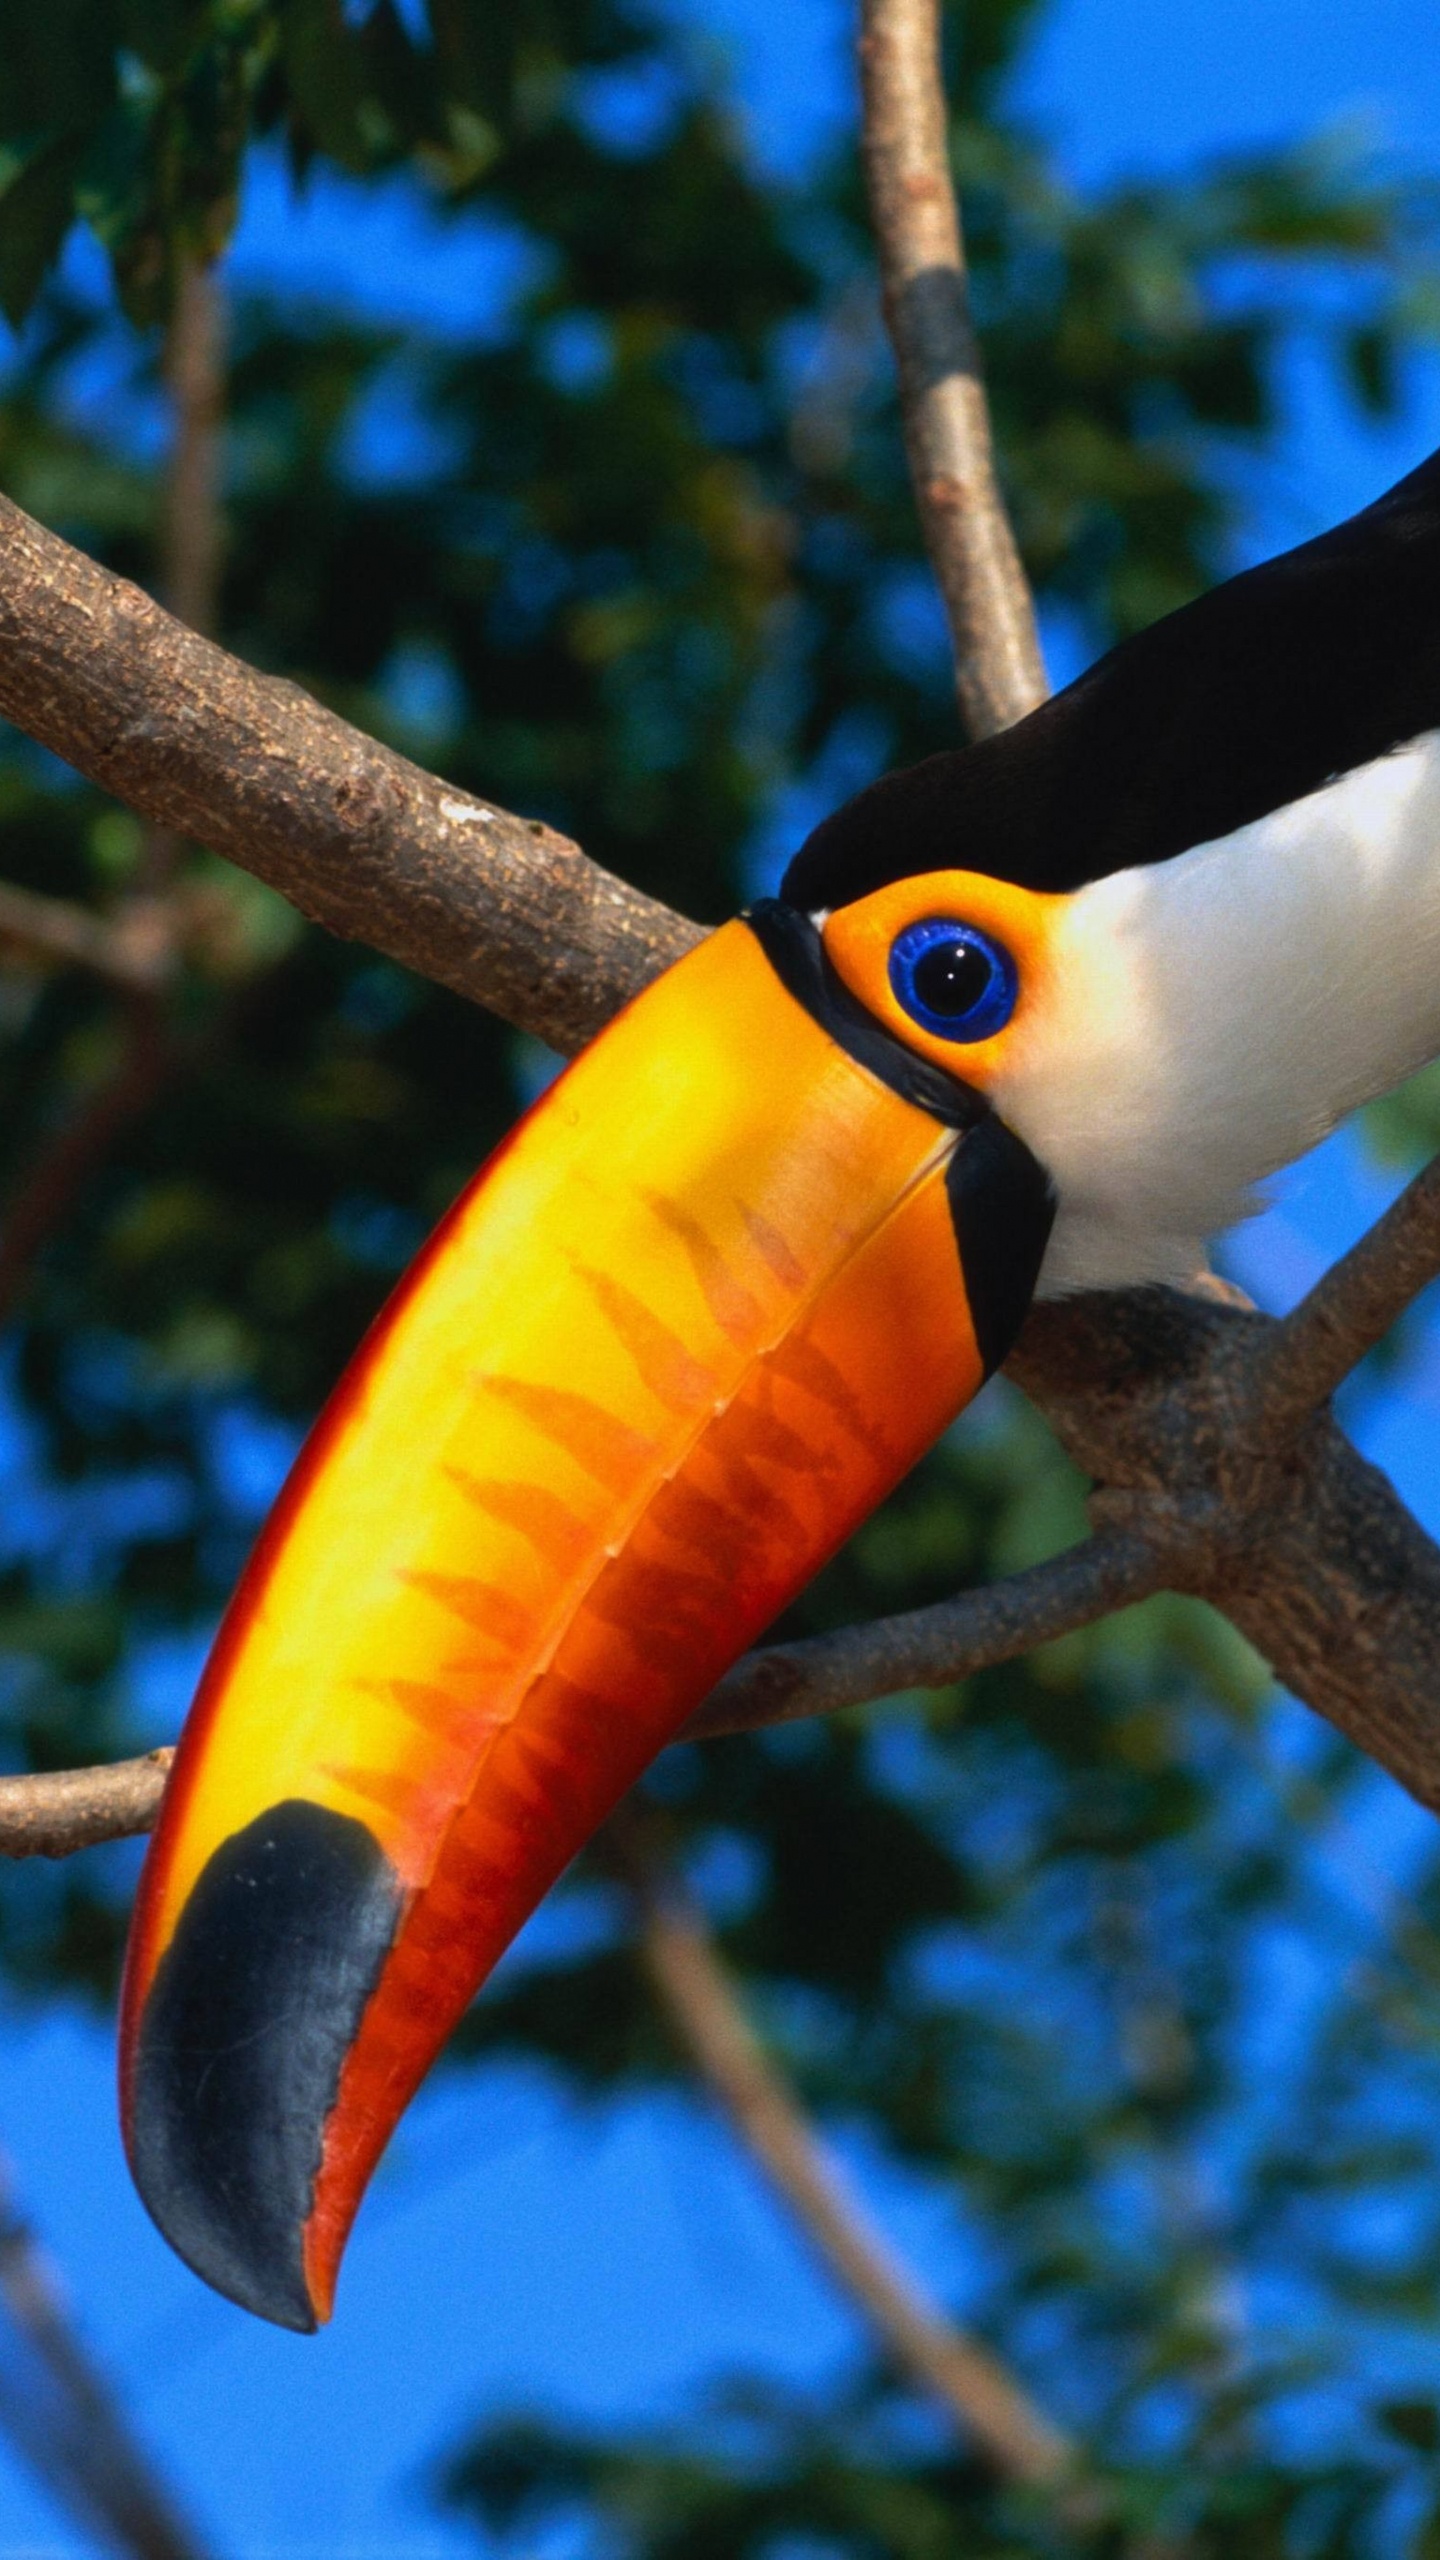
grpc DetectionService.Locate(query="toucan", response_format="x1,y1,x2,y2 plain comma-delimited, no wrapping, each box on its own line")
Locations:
120,447,1440,2331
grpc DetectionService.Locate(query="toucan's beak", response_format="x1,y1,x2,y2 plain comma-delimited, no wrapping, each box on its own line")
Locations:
119,911,1052,2331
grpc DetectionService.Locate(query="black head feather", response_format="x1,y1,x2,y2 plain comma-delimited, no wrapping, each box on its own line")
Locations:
783,446,1440,913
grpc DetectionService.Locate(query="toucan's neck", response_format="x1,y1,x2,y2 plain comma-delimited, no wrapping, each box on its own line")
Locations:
990,729,1440,1294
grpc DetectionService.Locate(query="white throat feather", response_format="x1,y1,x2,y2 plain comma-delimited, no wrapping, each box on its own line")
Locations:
989,729,1440,1293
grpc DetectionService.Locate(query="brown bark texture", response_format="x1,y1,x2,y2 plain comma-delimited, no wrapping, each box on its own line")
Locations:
0,491,699,1058
857,0,1048,734
610,1812,1082,2496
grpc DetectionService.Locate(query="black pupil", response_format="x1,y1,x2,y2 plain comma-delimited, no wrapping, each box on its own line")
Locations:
912,937,992,1019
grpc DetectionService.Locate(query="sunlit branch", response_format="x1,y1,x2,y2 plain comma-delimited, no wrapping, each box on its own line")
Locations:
858,0,1048,734
0,1749,174,1860
610,1810,1087,2497
0,491,699,1056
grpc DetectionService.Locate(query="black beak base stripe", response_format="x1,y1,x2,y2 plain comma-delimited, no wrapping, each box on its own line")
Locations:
945,1118,1055,1376
745,900,1054,1373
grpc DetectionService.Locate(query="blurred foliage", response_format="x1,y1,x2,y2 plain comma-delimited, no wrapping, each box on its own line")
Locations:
3,0,1440,2549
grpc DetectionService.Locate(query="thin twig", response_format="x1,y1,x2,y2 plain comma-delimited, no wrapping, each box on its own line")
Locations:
1256,1151,1440,1434
161,259,224,643
859,0,1047,735
0,880,173,992
0,1002,171,1329
685,1527,1165,1740
610,1809,1083,2496
0,2149,207,2558
0,1749,173,1859
141,257,226,896
0,273,223,1000
0,1531,1168,1858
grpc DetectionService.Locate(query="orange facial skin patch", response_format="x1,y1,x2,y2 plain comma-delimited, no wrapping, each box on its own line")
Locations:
820,870,1067,1091
122,917,990,2330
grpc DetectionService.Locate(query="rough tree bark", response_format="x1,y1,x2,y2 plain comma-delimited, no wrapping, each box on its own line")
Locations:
0,491,698,1056
858,0,1048,732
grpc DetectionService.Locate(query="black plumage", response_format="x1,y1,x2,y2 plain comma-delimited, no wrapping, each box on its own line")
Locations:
783,447,1440,911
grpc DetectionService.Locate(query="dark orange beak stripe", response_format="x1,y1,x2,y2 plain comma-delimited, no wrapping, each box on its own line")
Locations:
120,916,1050,2330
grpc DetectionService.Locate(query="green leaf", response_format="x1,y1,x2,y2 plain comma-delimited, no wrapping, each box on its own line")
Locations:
0,129,87,327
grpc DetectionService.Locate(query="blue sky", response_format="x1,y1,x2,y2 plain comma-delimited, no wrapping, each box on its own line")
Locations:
7,1,1440,2551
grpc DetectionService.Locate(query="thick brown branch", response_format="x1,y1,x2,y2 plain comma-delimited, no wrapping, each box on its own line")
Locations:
859,0,1047,734
1257,1150,1440,1433
1013,1288,1440,1814
685,1526,1164,1739
0,493,699,1057
612,1813,1079,2493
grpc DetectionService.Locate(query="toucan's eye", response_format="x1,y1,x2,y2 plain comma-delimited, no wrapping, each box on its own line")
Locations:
888,918,1018,1043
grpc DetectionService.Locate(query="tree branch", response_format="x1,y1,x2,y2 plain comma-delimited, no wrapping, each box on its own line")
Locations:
0,1749,173,1859
160,259,224,645
609,1810,1082,2496
0,878,173,991
137,254,227,898
0,1533,1161,1857
685,1526,1164,1739
1013,1287,1440,1814
859,0,1048,734
0,493,698,1058
1256,1149,1440,1434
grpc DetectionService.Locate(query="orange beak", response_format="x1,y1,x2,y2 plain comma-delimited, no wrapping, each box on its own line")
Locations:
119,908,1052,2330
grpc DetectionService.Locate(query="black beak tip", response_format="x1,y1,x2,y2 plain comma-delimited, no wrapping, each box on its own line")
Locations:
125,1799,403,2331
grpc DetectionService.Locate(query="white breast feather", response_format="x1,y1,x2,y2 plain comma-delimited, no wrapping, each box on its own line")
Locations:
987,730,1440,1293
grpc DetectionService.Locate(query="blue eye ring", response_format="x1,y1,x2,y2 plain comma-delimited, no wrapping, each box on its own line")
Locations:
887,917,1018,1043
